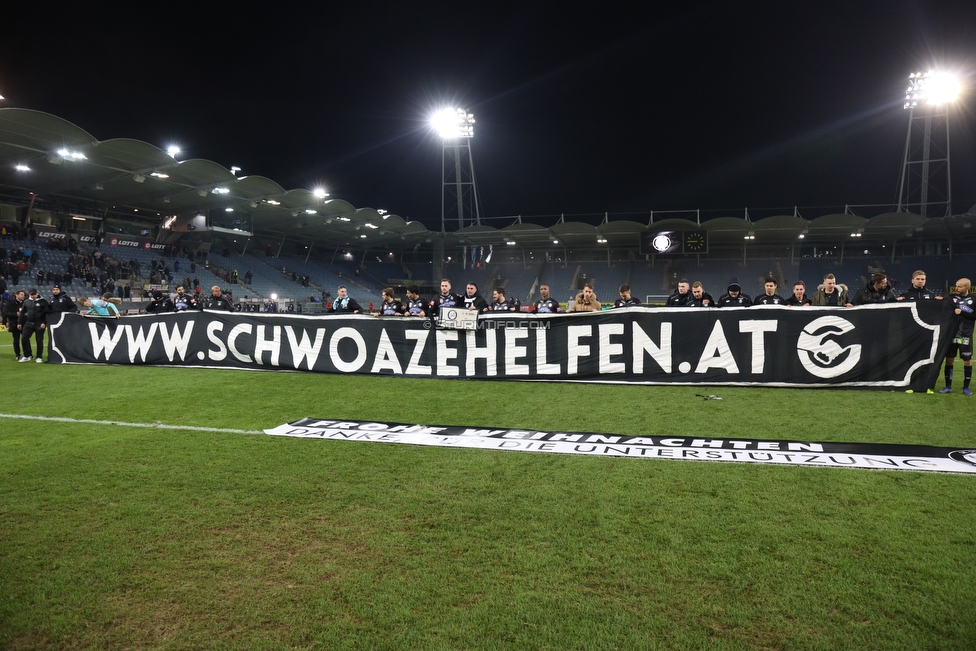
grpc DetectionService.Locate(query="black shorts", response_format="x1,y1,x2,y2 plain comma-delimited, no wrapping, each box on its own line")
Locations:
947,338,973,361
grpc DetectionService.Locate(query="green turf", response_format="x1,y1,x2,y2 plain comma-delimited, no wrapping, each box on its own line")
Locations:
2,360,975,650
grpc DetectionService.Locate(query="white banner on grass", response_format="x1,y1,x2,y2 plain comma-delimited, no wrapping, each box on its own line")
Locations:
264,419,976,475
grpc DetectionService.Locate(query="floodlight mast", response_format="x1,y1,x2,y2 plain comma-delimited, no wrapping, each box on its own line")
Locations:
897,71,960,217
435,109,481,259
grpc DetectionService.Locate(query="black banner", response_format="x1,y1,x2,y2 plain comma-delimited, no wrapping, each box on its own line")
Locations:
48,302,955,389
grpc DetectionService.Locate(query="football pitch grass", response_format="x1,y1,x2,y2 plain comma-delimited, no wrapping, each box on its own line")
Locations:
2,358,975,650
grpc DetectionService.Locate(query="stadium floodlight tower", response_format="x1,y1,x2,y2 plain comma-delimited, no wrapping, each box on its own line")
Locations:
433,108,481,235
897,70,961,217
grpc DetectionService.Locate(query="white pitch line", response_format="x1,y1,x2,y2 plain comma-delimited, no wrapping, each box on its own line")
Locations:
0,413,263,435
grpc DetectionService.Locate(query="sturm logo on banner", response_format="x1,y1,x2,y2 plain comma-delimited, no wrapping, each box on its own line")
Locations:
796,316,862,379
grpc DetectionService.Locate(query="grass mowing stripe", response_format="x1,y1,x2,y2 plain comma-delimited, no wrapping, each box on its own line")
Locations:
0,412,263,435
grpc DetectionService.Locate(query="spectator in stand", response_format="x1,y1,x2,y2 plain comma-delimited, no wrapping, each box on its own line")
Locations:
688,282,715,307
326,285,362,314
203,285,234,311
666,279,693,307
786,281,812,306
3,289,26,360
718,280,752,307
614,284,642,308
404,285,427,317
754,278,788,305
852,273,896,305
810,273,850,307
533,284,561,313
568,284,601,312
463,282,489,313
489,286,517,312
897,270,943,302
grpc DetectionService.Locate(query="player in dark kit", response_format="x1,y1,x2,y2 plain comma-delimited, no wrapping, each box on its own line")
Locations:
897,270,942,302
614,284,642,308
172,284,200,312
718,281,751,307
404,285,427,317
754,278,787,305
375,287,405,316
940,278,975,395
687,282,715,307
489,287,517,312
533,284,561,313
430,278,464,312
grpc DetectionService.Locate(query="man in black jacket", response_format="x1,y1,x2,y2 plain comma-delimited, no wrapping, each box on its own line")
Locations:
47,284,78,321
463,282,489,313
145,290,175,314
897,270,942,302
718,281,752,307
203,285,234,312
3,289,25,360
326,285,362,314
852,273,897,305
18,288,48,362
666,279,693,307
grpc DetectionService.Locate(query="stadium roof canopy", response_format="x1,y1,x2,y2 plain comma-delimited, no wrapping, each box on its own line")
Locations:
1,108,974,250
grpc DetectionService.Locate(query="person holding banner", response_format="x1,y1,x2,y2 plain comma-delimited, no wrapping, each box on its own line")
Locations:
852,273,896,305
941,278,974,396
786,281,812,306
688,282,715,307
375,288,405,316
666,279,693,307
404,285,428,317
204,286,235,312
568,284,601,312
754,278,788,305
718,280,751,307
464,283,489,313
533,284,561,313
489,287,518,312
80,294,121,318
430,279,464,312
897,271,942,302
810,274,850,307
614,285,642,308
326,285,362,314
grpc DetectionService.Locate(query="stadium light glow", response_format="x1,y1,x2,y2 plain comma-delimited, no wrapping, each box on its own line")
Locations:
56,148,86,160
904,71,961,109
15,164,29,172
431,108,475,139
167,145,181,158
313,188,329,198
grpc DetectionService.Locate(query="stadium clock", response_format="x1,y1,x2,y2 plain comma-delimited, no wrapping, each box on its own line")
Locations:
684,231,707,253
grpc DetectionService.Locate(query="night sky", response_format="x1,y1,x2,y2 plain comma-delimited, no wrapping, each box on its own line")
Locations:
2,1,974,228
